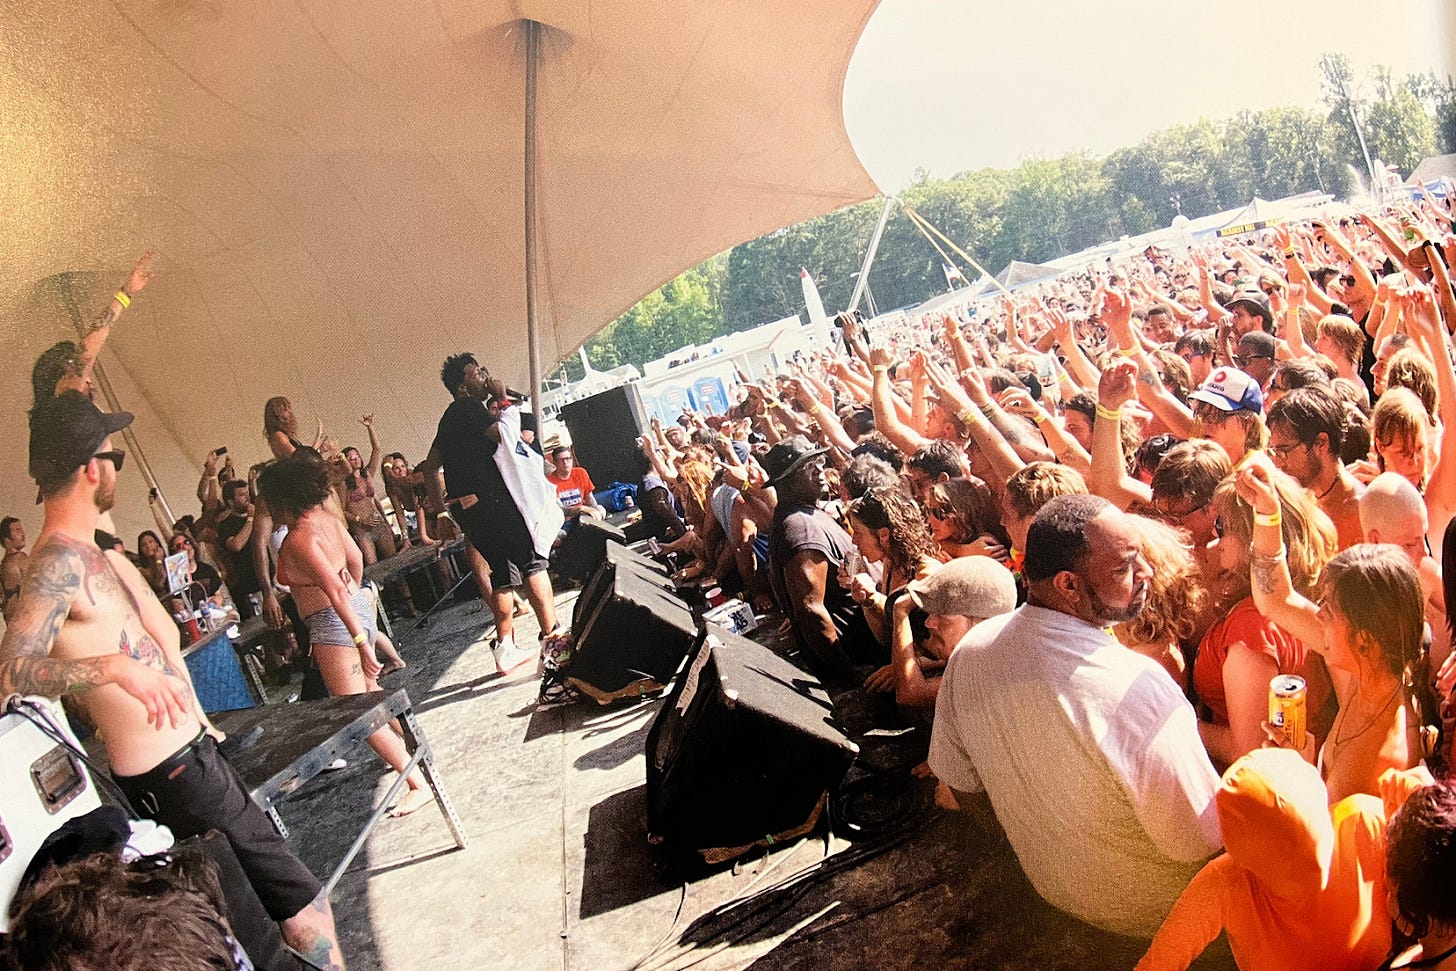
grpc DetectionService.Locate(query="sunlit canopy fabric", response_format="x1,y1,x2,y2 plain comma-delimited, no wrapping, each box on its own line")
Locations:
0,0,880,539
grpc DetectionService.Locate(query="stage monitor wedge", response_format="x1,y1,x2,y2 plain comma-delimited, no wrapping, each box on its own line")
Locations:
645,627,859,864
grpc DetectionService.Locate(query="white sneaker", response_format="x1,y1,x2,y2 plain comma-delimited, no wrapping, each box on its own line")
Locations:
492,635,536,676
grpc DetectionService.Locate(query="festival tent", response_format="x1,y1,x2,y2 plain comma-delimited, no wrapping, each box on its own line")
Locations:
0,0,881,538
972,260,1064,297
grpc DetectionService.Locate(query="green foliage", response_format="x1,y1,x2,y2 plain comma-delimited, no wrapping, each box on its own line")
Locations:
569,58,1451,374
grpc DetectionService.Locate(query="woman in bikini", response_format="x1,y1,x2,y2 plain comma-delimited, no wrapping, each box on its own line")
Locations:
259,454,431,816
263,396,323,461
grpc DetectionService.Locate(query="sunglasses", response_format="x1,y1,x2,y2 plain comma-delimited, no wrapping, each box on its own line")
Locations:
927,503,955,520
92,449,125,471
1232,355,1272,368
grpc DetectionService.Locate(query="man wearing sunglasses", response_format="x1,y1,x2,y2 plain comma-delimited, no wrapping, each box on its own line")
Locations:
0,391,345,969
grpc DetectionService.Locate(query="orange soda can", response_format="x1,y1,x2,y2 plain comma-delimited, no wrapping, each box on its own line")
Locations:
1269,675,1307,752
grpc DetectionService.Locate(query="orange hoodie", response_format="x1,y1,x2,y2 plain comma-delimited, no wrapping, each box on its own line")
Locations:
1136,748,1390,971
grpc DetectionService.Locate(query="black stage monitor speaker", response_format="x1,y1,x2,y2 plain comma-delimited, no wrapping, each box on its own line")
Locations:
552,517,627,585
558,384,652,489
572,543,675,634
645,627,859,864
567,560,697,705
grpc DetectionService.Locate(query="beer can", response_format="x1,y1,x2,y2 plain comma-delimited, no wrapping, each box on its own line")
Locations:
248,592,263,615
1269,675,1307,752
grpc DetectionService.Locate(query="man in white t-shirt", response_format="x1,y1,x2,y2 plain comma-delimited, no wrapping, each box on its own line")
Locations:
928,494,1222,938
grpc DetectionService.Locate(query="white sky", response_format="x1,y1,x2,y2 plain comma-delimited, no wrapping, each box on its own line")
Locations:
843,0,1456,192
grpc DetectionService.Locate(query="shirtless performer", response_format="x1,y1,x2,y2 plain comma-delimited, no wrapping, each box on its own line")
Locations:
0,393,345,970
1,517,27,622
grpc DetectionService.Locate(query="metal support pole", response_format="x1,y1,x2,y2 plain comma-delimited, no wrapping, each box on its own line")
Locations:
523,19,544,420
57,273,177,523
848,196,894,315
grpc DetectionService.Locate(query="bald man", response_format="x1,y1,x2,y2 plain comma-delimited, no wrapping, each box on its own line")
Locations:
1359,472,1448,672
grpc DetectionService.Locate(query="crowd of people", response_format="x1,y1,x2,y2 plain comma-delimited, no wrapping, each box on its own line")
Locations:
0,251,578,967
628,195,1456,968
9,191,1456,967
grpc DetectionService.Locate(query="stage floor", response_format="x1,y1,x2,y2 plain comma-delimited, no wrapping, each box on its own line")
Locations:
259,590,1236,971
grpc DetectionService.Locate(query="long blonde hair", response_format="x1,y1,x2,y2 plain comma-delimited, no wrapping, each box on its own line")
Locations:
1113,515,1205,650
1213,466,1336,599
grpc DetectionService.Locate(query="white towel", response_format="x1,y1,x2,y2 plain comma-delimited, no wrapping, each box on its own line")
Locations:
493,405,564,558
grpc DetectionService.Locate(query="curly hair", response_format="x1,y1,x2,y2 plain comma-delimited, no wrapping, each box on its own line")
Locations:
1385,780,1456,940
5,850,239,971
1212,466,1335,600
1113,515,1204,650
258,451,334,521
262,395,297,438
848,487,938,583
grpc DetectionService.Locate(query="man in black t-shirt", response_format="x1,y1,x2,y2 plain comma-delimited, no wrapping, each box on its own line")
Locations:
216,480,261,616
418,353,558,676
763,436,871,681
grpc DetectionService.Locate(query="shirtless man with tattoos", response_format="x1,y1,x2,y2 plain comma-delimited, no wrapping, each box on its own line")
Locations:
1,393,345,969
0,516,27,622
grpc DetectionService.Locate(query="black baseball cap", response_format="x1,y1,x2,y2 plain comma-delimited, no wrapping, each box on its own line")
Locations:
30,391,133,495
761,435,829,486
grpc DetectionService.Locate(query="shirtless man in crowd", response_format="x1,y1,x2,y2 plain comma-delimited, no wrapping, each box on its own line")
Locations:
1,516,27,621
0,392,345,969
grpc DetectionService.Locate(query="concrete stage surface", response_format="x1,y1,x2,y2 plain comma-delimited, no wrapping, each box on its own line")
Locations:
261,590,1236,970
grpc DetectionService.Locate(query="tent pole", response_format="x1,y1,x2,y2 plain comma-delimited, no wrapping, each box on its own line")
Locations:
524,19,543,419
847,195,894,315
57,273,176,524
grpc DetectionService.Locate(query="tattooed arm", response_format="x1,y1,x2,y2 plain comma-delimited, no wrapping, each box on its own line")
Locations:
0,538,190,728
61,252,156,397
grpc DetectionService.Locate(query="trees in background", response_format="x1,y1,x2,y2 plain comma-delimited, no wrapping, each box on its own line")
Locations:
577,60,1455,372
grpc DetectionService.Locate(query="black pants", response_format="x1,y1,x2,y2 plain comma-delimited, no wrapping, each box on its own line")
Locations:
113,732,321,922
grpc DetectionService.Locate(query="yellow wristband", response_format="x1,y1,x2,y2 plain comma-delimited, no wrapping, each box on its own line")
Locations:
871,365,890,374
1095,403,1122,422
955,407,980,426
353,632,368,647
1254,510,1282,528
1283,249,1296,259
114,290,131,309
1030,411,1048,425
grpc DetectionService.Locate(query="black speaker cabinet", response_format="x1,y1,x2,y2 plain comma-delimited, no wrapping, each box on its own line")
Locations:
572,543,675,633
552,517,627,585
558,384,652,489
567,559,697,705
645,627,859,864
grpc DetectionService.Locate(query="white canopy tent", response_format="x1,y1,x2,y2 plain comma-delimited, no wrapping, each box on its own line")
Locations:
0,0,881,539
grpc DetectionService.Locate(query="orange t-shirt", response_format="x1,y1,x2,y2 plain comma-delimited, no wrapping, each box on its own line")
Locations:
1193,597,1331,732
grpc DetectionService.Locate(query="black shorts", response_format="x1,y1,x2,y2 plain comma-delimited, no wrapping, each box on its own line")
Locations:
456,502,548,589
114,732,322,922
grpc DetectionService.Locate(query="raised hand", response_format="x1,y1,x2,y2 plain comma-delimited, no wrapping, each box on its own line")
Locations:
1097,359,1138,411
998,386,1039,421
1099,287,1135,349
868,346,894,371
360,414,374,428
126,250,158,295
1234,461,1280,517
